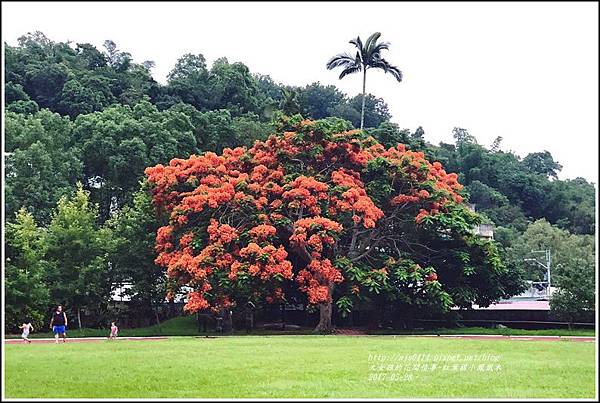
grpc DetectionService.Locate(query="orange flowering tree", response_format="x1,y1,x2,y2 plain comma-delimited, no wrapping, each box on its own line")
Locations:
145,116,516,332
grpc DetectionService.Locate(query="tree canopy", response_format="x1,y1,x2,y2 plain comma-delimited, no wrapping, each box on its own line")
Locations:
145,117,521,332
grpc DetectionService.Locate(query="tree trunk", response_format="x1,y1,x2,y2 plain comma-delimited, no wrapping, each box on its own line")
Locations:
315,300,334,333
197,312,203,333
77,308,82,330
314,284,336,333
360,67,367,130
168,299,175,319
154,307,161,326
216,311,223,333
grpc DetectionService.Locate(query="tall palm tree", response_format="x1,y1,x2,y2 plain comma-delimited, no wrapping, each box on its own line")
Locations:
326,32,402,130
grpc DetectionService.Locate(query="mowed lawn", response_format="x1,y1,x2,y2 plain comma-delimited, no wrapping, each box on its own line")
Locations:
4,336,596,398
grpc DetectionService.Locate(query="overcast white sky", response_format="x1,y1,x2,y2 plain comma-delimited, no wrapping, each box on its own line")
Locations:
3,2,598,182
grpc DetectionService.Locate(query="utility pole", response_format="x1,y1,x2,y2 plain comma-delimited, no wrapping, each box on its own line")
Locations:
524,249,551,299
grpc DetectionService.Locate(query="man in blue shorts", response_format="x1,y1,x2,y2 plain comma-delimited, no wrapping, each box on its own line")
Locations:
49,305,68,343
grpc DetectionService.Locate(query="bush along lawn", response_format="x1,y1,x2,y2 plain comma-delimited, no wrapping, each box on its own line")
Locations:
5,316,596,339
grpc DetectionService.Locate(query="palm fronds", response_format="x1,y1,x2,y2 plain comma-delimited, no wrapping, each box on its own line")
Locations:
326,32,403,129
327,32,402,80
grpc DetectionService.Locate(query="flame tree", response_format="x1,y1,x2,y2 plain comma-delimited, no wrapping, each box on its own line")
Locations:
145,117,519,332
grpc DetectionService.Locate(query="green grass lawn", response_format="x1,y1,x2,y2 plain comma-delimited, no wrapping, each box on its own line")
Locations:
367,326,596,337
7,315,596,338
4,336,596,398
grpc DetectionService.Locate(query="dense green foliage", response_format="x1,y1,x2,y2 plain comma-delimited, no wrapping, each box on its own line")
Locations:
5,209,50,330
501,220,595,322
7,315,594,338
5,110,83,225
104,188,169,326
424,129,595,236
43,185,113,328
4,32,595,331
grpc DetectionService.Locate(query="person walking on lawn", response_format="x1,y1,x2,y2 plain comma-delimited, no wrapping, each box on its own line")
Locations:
49,305,68,343
19,321,33,343
108,321,119,340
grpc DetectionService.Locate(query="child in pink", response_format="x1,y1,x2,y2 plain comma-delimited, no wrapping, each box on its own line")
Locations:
109,322,118,340
20,322,33,343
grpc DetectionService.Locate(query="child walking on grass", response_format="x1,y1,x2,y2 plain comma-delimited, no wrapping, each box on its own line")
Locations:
20,321,33,343
108,321,119,340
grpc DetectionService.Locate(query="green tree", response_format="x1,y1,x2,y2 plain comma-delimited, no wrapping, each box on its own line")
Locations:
167,103,273,153
506,220,594,284
5,110,83,225
550,259,595,326
367,122,428,152
522,151,563,179
347,93,391,128
422,129,595,235
298,82,345,120
106,186,167,326
6,99,39,115
255,74,284,102
58,75,116,117
327,103,361,127
254,74,285,119
75,43,108,70
208,58,261,115
23,62,70,110
103,40,132,71
279,87,304,116
543,178,595,235
5,82,30,103
326,32,402,129
162,53,210,110
411,126,426,150
5,208,50,332
366,121,410,148
505,220,595,325
5,33,157,117
44,185,114,329
72,100,198,221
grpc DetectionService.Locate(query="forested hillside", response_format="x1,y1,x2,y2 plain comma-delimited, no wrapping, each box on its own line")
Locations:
4,32,595,330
